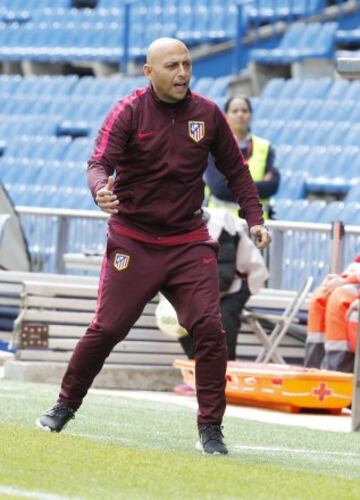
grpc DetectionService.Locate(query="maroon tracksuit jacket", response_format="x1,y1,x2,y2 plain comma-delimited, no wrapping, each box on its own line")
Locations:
88,85,263,233
59,85,264,427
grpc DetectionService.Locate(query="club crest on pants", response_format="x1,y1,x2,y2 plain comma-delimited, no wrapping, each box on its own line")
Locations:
113,253,130,271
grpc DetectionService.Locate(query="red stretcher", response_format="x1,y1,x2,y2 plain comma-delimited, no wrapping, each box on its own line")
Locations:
174,359,353,414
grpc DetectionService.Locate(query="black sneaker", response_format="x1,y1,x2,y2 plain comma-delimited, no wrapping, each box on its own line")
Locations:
196,424,228,455
36,403,75,433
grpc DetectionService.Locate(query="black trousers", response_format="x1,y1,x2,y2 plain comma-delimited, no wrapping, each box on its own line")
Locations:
179,281,251,361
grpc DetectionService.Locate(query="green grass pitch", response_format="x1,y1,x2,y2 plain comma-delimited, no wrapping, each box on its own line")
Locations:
1,378,360,499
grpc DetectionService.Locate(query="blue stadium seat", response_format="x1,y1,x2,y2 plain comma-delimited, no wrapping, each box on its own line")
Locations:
245,0,325,23
316,99,355,122
302,200,327,222
250,22,337,65
0,74,22,94
276,145,310,172
271,170,307,200
305,144,360,196
206,76,230,99
63,138,94,163
272,144,291,169
295,77,332,99
255,119,285,144
343,81,360,101
271,198,312,222
340,202,360,225
345,182,360,203
322,122,351,147
250,23,307,64
14,75,78,96
325,79,350,100
276,79,303,99
275,121,303,146
252,98,275,120
260,78,285,98
269,99,300,120
192,77,215,96
276,98,306,120
3,136,71,161
336,27,360,44
251,118,271,139
340,123,360,147
300,100,323,121
317,201,345,223
212,96,227,110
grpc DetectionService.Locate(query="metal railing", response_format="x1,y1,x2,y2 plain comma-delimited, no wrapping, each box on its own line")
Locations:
16,206,360,290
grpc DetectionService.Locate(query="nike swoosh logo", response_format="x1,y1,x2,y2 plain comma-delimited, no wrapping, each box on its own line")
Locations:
202,257,215,264
136,131,155,139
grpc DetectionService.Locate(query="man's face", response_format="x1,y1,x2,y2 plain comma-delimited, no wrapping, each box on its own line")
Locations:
144,44,192,103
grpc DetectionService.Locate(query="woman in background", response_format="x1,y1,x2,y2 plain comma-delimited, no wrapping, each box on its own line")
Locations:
205,96,280,218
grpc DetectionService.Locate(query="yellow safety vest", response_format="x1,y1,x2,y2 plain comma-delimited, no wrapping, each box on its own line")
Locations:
207,135,270,218
249,135,270,218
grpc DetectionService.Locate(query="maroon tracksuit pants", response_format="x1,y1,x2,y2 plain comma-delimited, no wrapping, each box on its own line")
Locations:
59,228,227,426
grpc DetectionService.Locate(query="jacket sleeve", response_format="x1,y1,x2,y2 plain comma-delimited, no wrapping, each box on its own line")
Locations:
87,100,132,199
255,146,281,199
210,107,264,227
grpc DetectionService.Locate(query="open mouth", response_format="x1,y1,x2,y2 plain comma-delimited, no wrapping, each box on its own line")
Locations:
174,82,187,92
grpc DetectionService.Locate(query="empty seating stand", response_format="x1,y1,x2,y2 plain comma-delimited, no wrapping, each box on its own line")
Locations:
250,22,337,65
245,0,325,25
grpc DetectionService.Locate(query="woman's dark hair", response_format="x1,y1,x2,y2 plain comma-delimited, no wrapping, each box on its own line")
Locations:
224,95,253,114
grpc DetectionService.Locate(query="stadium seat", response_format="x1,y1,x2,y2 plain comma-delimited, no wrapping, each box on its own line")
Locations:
250,22,337,65
295,77,332,99
340,202,360,225
336,27,360,44
271,171,307,201
192,77,215,96
343,80,360,101
206,76,230,99
260,78,286,99
345,182,360,203
245,0,325,23
317,201,345,223
325,79,350,100
275,79,304,99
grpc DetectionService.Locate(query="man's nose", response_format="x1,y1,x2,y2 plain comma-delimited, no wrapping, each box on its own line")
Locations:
178,64,187,77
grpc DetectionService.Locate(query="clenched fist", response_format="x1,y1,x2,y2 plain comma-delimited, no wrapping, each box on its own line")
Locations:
250,225,272,250
95,176,119,214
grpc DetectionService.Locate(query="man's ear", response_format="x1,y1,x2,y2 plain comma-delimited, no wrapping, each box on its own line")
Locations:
143,63,152,80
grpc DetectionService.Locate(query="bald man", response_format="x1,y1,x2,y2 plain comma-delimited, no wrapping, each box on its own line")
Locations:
37,38,270,455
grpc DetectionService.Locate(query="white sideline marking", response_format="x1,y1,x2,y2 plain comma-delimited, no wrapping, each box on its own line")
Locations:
234,445,360,458
90,389,352,433
0,485,82,499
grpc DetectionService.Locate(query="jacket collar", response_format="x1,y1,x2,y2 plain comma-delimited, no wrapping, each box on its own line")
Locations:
148,84,192,110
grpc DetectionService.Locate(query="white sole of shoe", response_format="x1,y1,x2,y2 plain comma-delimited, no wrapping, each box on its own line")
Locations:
35,419,53,432
195,441,222,455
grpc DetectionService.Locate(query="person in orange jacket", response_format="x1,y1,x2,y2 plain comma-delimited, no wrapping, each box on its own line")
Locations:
304,255,360,372
347,296,359,353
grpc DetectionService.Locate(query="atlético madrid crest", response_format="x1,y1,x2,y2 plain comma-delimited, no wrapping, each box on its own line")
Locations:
188,121,205,142
113,253,130,271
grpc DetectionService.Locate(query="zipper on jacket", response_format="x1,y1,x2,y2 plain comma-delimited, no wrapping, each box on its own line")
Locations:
170,117,176,161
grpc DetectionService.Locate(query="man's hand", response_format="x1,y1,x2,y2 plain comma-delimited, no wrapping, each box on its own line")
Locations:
320,274,346,294
95,176,119,214
250,225,271,250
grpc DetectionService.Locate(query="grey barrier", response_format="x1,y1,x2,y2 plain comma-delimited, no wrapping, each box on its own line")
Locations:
15,205,360,291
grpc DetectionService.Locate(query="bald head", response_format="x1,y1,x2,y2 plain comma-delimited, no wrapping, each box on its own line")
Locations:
144,38,192,103
146,38,189,65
